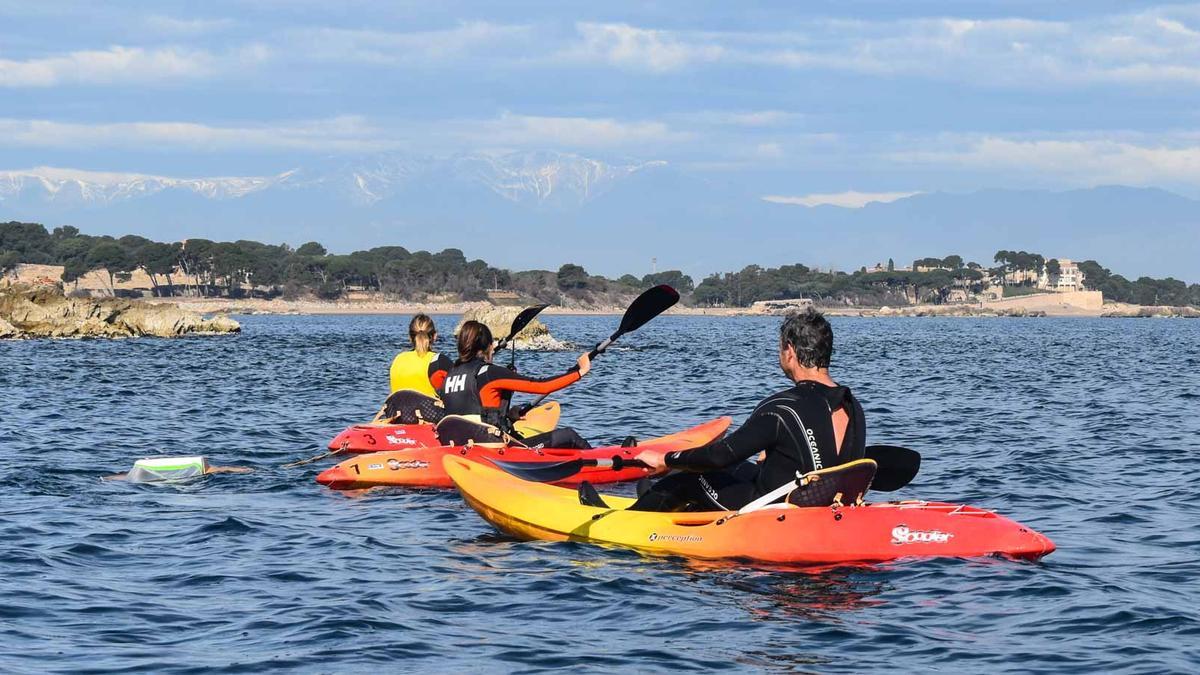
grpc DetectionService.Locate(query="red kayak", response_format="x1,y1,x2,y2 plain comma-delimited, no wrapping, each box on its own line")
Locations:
327,401,562,453
327,423,441,452
316,417,732,490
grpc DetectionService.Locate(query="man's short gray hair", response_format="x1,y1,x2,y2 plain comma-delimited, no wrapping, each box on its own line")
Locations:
780,307,833,368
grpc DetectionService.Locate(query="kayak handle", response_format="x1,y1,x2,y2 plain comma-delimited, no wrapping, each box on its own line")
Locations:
595,456,649,471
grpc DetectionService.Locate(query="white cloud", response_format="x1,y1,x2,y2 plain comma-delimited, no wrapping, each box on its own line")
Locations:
753,142,784,159
899,135,1200,186
678,110,801,127
283,22,531,65
763,191,921,208
0,46,209,87
563,10,1200,86
0,115,396,152
567,22,725,72
0,112,690,154
461,113,691,149
143,15,235,36
0,44,267,87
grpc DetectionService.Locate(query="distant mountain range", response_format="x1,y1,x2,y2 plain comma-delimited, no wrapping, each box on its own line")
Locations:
2,151,1197,281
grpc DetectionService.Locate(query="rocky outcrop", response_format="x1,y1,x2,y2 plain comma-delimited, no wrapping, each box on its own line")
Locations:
456,306,569,350
1101,304,1200,318
0,284,241,339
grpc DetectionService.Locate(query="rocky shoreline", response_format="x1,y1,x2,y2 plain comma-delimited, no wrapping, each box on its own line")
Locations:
0,284,241,339
824,305,1049,318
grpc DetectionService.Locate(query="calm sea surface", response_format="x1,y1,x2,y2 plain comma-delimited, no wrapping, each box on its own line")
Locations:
2,315,1198,673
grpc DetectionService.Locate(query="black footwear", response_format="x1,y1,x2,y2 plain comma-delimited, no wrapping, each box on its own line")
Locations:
578,481,610,508
620,436,638,448
636,477,653,498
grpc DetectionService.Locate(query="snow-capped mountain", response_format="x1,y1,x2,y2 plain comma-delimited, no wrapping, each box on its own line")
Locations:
0,166,296,206
1,153,1198,281
0,151,665,210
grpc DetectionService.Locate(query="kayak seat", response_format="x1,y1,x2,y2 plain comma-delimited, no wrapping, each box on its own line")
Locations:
436,415,506,446
786,458,877,508
382,389,446,425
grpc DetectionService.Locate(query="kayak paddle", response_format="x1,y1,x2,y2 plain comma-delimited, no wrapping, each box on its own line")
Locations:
491,444,918,491
526,284,679,406
490,455,650,483
495,304,549,353
863,445,920,492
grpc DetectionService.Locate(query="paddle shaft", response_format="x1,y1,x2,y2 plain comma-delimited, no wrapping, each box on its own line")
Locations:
526,285,679,407
490,455,650,482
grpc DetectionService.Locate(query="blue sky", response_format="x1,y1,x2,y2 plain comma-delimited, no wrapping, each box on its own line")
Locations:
4,1,1200,203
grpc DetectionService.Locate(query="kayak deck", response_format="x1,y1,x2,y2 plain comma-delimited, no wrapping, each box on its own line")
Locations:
316,417,733,490
445,456,1056,565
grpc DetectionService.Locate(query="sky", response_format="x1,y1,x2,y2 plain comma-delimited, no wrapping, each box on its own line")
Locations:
4,1,1200,205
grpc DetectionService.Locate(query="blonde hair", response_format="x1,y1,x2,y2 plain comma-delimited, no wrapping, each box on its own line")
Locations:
409,314,436,355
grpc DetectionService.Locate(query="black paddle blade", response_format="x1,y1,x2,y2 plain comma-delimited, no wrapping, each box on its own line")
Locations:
509,304,549,338
497,304,549,349
490,457,589,483
617,285,679,336
864,445,921,492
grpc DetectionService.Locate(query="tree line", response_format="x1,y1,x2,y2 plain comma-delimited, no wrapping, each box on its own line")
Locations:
0,221,689,304
2,222,1196,307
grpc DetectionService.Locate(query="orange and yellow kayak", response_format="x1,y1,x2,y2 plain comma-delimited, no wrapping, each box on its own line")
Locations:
316,417,732,490
444,456,1056,565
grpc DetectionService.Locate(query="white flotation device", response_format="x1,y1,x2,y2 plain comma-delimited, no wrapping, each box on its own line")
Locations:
127,456,209,483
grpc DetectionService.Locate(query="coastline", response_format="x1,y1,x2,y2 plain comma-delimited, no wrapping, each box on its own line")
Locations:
143,296,1198,318
145,296,745,317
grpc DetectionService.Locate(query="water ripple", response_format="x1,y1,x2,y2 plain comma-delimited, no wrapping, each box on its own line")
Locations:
1,315,1198,672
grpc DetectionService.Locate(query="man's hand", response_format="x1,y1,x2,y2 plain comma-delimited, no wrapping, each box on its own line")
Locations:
635,450,666,472
576,352,592,376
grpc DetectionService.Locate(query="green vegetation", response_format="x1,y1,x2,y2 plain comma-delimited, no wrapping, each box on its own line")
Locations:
0,221,642,303
1077,260,1198,307
692,264,985,307
2,221,1197,308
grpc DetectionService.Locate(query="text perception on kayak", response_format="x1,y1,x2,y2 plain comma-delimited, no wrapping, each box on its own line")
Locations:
386,434,418,446
648,533,703,543
387,459,429,470
890,526,953,545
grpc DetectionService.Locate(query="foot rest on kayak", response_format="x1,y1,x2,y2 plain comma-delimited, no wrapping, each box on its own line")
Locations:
785,459,877,508
436,415,506,446
381,389,446,425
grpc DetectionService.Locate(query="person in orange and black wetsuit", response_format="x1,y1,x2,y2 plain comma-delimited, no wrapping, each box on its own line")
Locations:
438,320,593,449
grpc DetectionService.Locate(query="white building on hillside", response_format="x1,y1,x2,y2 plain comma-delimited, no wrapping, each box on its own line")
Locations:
1039,258,1086,292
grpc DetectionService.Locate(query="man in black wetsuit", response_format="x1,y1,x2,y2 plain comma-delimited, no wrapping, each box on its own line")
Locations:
619,307,865,511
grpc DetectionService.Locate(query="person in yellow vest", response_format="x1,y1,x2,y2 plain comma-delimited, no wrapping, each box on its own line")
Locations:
390,314,453,396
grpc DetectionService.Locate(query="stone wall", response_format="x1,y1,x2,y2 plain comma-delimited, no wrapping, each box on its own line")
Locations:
982,290,1103,312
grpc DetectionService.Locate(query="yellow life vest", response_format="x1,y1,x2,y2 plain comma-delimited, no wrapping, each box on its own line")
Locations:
389,350,439,396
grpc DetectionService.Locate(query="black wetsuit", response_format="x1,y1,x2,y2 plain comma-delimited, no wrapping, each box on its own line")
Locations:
438,357,591,449
629,381,865,511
